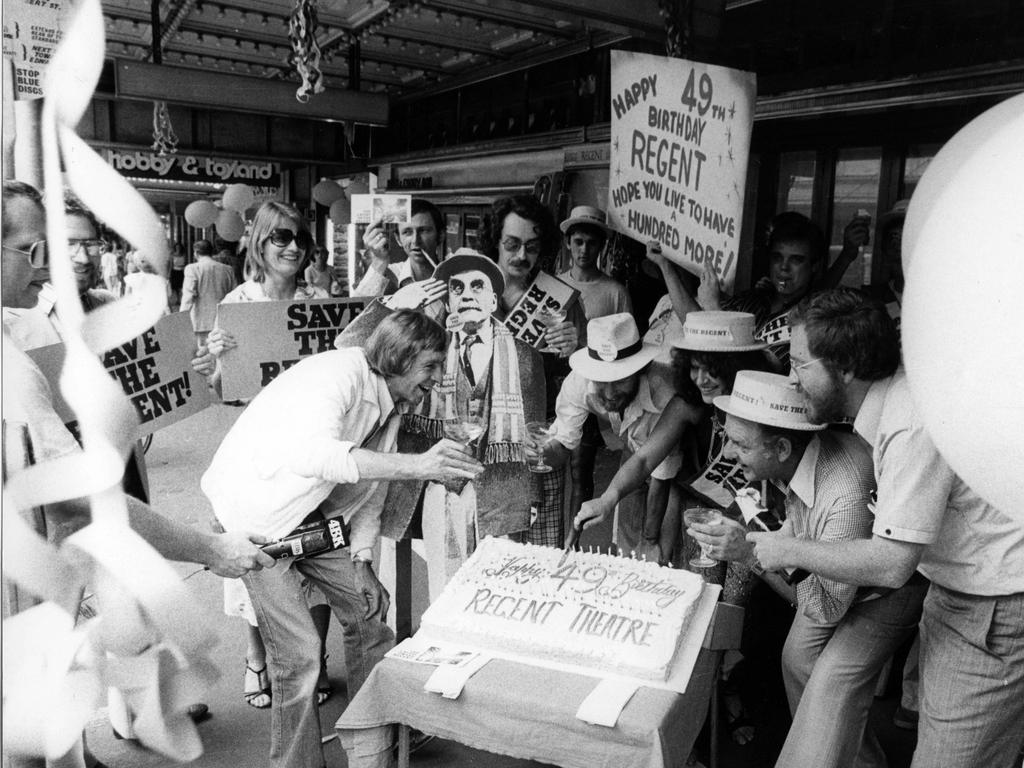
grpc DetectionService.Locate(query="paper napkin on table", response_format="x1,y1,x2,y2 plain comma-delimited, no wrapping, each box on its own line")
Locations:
575,678,641,727
423,654,491,699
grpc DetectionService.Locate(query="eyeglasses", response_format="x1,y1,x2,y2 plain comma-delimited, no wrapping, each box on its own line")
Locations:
500,236,542,258
791,356,823,373
3,240,48,268
267,228,313,250
68,239,105,257
449,277,490,296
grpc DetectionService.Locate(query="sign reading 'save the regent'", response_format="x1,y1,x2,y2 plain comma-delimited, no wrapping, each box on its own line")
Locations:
105,150,280,186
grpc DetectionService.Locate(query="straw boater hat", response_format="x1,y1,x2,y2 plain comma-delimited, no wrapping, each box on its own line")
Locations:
569,313,660,382
672,311,768,353
432,248,505,297
559,205,610,235
714,370,825,431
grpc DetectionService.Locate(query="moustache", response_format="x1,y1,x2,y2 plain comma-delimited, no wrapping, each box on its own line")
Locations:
508,260,531,270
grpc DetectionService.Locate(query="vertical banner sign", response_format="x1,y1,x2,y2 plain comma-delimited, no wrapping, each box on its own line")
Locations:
2,0,70,100
26,312,213,437
218,297,368,400
502,273,580,348
607,51,756,293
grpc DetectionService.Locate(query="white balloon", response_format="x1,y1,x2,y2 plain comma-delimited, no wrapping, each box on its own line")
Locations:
329,198,351,227
222,183,255,214
902,92,1024,520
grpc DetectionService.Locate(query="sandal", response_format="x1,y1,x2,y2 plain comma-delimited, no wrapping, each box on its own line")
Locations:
244,662,271,709
317,653,332,706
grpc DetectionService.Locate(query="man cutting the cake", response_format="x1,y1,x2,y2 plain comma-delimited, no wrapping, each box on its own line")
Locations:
531,313,702,557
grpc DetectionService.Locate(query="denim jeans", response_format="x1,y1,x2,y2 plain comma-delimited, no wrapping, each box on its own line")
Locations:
776,574,929,768
911,585,1024,768
244,547,395,768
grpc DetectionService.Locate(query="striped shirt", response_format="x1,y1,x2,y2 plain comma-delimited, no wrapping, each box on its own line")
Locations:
775,430,876,623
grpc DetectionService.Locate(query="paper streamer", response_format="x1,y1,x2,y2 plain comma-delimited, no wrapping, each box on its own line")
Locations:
1,0,219,760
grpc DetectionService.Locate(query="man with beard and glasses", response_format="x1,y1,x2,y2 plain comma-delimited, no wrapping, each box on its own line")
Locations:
748,288,1024,768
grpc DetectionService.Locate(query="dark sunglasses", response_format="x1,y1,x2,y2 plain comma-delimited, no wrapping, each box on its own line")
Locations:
267,228,313,250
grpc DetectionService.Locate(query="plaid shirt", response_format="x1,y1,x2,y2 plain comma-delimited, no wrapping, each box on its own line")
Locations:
774,430,876,623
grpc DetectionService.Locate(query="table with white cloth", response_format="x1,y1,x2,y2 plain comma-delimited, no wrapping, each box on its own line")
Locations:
336,602,743,768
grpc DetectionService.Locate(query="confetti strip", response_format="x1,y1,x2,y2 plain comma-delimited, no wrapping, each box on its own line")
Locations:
288,0,325,103
2,0,218,761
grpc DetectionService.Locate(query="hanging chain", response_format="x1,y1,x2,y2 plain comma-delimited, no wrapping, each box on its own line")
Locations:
151,100,179,156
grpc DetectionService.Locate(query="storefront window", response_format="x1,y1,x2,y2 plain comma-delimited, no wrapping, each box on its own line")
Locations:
776,151,816,218
903,144,939,200
830,147,881,287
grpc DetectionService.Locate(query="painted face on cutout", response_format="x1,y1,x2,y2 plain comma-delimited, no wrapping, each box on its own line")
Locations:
447,268,498,330
788,323,846,424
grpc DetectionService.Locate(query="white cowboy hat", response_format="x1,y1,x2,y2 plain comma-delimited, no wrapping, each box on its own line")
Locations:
714,370,825,431
569,313,660,382
559,205,611,235
672,311,768,353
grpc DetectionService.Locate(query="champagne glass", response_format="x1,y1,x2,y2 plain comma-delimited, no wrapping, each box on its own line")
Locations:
444,399,486,451
525,420,554,473
683,507,724,569
538,305,567,354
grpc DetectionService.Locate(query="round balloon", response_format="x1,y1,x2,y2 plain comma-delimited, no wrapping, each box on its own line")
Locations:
329,198,351,227
222,183,255,213
344,178,370,198
901,92,1024,520
313,179,345,207
184,199,218,228
215,209,246,241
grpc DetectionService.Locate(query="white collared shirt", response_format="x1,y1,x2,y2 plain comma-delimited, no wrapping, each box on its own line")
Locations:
549,368,682,480
201,347,400,550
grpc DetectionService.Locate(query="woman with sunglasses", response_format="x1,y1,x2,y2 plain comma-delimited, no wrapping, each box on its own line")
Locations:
191,200,336,709
194,201,326,390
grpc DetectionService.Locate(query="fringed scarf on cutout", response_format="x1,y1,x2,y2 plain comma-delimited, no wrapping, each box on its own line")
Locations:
403,322,526,465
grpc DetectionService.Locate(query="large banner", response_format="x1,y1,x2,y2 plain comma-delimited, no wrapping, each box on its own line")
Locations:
218,297,368,400
27,311,212,437
608,51,755,293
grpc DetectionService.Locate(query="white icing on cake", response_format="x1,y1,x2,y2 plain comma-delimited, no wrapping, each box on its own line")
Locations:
419,537,705,681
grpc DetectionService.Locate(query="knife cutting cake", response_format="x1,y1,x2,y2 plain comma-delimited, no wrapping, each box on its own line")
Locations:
419,537,706,681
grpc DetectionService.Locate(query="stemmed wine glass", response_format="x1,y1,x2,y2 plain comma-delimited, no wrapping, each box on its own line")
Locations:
683,506,724,569
444,399,486,453
525,420,554,473
538,305,567,354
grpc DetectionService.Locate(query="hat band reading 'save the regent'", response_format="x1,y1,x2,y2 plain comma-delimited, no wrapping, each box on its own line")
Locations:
588,339,643,361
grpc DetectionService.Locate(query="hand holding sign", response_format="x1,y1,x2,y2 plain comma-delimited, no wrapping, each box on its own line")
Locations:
206,327,237,358
362,218,390,265
697,262,723,310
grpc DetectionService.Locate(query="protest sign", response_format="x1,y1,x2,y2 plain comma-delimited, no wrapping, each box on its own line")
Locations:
681,444,747,510
218,297,368,400
502,272,579,349
608,50,755,293
2,0,70,100
27,311,212,437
